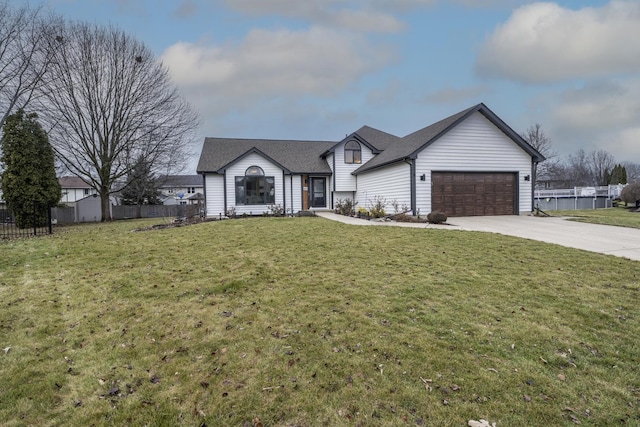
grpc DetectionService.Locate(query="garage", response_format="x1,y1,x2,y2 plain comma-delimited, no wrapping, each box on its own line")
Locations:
431,172,517,217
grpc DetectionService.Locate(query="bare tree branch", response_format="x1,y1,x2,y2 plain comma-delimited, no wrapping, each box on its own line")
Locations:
521,123,558,179
0,2,63,126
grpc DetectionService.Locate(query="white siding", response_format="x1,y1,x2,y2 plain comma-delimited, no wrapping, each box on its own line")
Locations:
204,174,225,217
285,175,303,214
225,152,285,215
333,142,375,192
326,153,334,191
355,162,411,214
415,112,533,214
333,191,356,209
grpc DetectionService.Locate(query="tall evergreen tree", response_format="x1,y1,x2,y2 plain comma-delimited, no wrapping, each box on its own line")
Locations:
119,156,162,218
609,164,627,185
0,109,60,228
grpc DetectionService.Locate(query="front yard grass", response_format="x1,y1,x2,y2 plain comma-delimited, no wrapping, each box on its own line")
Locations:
1,218,639,426
551,206,640,229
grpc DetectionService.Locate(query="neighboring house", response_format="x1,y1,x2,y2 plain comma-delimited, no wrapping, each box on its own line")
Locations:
158,175,204,205
196,103,545,218
59,176,97,206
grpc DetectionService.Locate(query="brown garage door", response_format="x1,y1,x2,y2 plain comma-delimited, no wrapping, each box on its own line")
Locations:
431,172,516,217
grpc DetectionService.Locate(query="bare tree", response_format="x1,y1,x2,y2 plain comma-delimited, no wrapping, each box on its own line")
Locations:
566,149,591,186
0,2,62,126
622,161,640,183
521,123,557,180
38,23,198,220
588,149,615,186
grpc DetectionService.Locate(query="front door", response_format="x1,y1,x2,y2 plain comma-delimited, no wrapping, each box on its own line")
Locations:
310,177,326,208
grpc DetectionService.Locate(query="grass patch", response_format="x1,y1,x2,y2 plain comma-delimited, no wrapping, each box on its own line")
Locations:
551,206,640,229
1,218,640,426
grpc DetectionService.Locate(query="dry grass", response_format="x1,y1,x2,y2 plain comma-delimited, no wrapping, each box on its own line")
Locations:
1,218,639,426
551,206,640,229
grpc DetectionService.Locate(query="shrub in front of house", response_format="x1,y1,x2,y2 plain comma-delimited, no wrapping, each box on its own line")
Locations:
368,196,387,218
335,198,357,216
427,211,447,224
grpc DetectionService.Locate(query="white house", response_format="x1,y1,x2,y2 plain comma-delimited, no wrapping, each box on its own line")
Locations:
196,103,545,218
158,175,204,205
59,176,97,206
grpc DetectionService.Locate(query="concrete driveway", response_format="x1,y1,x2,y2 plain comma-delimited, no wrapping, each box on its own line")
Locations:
316,212,640,261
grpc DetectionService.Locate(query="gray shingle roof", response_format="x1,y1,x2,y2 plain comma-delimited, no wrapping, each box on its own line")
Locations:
197,138,336,174
353,103,544,174
353,125,401,151
59,176,92,189
197,103,544,177
158,175,202,187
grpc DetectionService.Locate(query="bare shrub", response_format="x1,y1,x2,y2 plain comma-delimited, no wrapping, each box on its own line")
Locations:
427,211,447,224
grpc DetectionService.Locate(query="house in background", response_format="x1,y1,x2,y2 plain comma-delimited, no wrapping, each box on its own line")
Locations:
198,103,545,218
59,176,98,206
158,175,204,205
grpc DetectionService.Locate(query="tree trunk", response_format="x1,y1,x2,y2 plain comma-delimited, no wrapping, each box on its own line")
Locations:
100,190,111,221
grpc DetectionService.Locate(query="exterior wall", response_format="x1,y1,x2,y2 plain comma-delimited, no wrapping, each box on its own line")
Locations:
333,191,356,208
204,174,225,217
333,142,375,192
61,187,96,205
415,112,533,214
76,195,102,222
355,162,411,214
225,152,285,215
326,153,334,191
285,174,303,214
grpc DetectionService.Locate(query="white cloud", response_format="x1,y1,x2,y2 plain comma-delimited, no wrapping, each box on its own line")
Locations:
553,79,640,130
161,26,395,115
477,1,640,83
543,78,640,161
223,0,405,33
423,85,491,104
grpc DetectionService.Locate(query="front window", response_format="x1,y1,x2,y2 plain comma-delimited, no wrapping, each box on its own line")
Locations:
235,166,275,205
187,187,195,194
344,140,361,164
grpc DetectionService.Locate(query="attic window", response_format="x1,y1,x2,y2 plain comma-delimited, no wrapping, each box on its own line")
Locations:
344,140,361,164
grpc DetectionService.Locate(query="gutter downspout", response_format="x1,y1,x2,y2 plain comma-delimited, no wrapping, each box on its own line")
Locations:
223,173,227,216
406,158,417,215
282,171,287,214
532,159,537,213
201,173,207,217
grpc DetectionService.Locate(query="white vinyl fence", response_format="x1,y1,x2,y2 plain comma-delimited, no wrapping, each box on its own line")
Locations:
534,184,625,211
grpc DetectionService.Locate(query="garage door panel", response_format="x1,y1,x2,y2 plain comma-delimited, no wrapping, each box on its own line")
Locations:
432,172,516,217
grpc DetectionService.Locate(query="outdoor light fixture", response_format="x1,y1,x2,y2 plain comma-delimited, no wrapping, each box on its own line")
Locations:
524,175,531,181
420,174,426,181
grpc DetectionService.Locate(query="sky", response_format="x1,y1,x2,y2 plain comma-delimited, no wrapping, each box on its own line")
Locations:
21,0,640,171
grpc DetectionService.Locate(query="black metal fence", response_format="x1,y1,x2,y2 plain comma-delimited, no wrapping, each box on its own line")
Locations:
0,201,52,239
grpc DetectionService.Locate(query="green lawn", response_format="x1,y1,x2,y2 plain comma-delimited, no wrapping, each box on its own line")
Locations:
551,206,640,229
1,218,639,426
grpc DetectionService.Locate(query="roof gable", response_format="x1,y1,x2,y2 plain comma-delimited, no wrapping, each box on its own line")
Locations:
354,103,545,174
197,138,335,174
323,125,400,156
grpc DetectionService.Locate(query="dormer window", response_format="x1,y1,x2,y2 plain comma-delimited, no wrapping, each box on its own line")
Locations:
344,140,361,164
